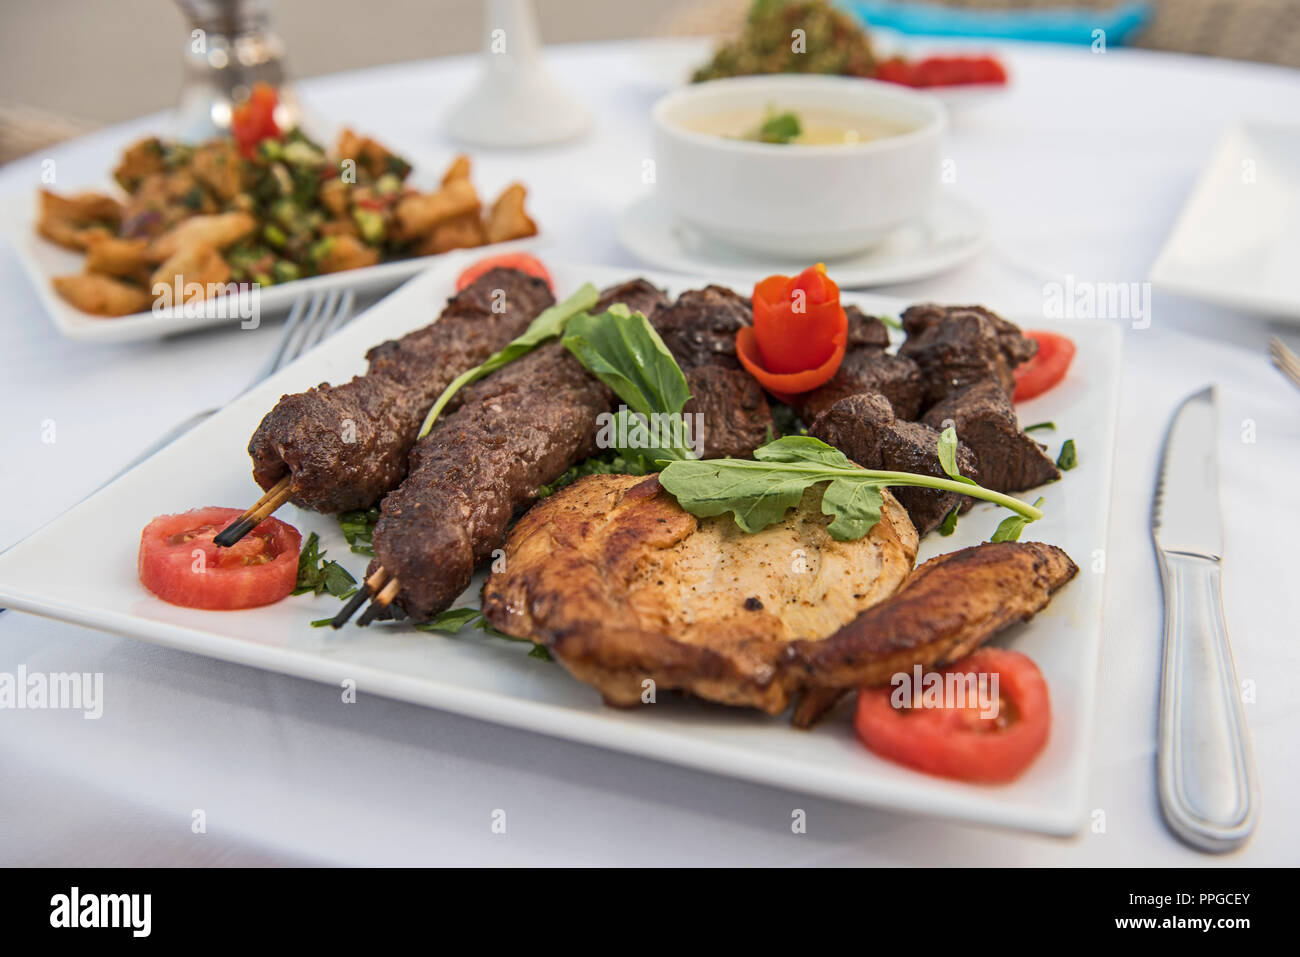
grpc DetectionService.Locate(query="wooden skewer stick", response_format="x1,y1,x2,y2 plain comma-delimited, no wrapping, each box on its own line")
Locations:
215,476,293,547
357,577,401,627
331,567,389,629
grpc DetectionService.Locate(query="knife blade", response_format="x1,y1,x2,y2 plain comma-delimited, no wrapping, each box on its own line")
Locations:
1151,386,1258,852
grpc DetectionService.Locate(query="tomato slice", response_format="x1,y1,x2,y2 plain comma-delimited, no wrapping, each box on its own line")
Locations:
231,82,281,159
854,648,1051,783
455,253,552,291
138,507,301,610
1012,331,1076,402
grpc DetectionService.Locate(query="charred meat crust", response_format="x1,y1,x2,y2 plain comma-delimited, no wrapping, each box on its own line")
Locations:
784,541,1078,723
795,349,923,423
649,284,752,370
247,267,553,512
370,341,612,620
898,303,1036,410
593,278,670,318
921,379,1060,492
809,392,979,536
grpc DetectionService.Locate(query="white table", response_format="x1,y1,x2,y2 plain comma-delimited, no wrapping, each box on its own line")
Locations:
2,38,1298,866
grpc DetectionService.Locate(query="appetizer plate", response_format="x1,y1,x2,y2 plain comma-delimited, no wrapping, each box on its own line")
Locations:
1149,121,1300,323
616,190,987,288
0,259,1120,837
2,189,539,344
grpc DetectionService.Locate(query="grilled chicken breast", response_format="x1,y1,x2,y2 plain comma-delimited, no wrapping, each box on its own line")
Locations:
482,473,919,713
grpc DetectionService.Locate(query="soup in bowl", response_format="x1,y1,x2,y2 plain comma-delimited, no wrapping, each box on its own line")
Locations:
651,75,946,258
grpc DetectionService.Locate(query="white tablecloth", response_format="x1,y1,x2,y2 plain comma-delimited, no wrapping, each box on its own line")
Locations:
2,38,1298,866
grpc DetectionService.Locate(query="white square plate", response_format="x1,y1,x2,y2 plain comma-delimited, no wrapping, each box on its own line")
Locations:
1150,121,1300,322
3,188,537,343
0,260,1121,836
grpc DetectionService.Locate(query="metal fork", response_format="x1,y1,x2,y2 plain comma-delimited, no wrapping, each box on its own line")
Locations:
106,289,357,484
1268,336,1300,393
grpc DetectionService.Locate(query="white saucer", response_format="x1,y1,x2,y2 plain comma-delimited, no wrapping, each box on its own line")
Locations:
616,190,987,287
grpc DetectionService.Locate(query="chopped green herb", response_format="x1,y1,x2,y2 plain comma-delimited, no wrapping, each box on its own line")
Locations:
537,453,642,498
337,506,380,555
991,497,1046,543
1056,439,1077,470
293,532,358,598
1023,421,1057,433
878,314,903,331
414,606,484,634
746,110,801,144
310,617,336,628
938,505,960,536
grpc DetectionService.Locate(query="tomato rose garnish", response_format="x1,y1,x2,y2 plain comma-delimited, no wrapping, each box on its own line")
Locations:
138,507,301,610
854,648,1051,783
739,263,848,397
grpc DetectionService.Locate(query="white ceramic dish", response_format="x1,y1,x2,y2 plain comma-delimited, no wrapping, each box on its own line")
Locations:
617,189,986,288
651,75,946,258
3,188,538,343
1149,121,1300,323
0,259,1120,836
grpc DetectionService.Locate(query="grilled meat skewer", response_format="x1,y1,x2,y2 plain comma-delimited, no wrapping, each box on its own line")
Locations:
245,267,554,514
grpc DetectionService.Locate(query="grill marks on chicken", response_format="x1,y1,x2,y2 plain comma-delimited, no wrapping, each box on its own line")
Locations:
786,541,1078,726
482,473,918,713
247,268,553,512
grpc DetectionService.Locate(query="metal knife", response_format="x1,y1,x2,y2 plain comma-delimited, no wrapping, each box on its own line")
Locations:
1151,386,1258,852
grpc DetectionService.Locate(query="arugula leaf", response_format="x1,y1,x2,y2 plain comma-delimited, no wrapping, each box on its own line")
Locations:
821,478,884,541
1056,439,1078,470
878,314,903,331
1023,421,1057,433
562,309,692,417
293,532,358,598
413,606,483,634
610,407,693,472
417,283,600,438
991,497,1046,542
659,435,1045,542
936,427,979,486
938,505,960,536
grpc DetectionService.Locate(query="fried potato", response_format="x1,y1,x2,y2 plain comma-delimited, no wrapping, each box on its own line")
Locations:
440,154,472,185
52,274,152,317
113,137,164,191
393,178,479,239
84,234,153,281
190,140,244,201
317,177,350,218
484,182,537,244
41,189,123,227
413,211,485,256
37,218,109,251
149,211,256,261
315,234,380,273
335,127,411,180
150,243,231,299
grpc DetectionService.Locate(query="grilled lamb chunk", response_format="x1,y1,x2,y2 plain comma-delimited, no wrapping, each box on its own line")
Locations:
921,379,1060,493
845,305,892,350
247,268,553,513
795,349,923,423
899,304,1034,409
593,278,670,319
684,365,774,458
649,285,751,370
810,392,978,536
652,285,774,456
901,303,1038,369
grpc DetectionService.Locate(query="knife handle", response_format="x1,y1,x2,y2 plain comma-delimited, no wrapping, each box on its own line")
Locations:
1156,551,1259,852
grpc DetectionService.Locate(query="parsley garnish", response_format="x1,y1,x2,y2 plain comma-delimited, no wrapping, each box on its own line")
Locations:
293,532,358,598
